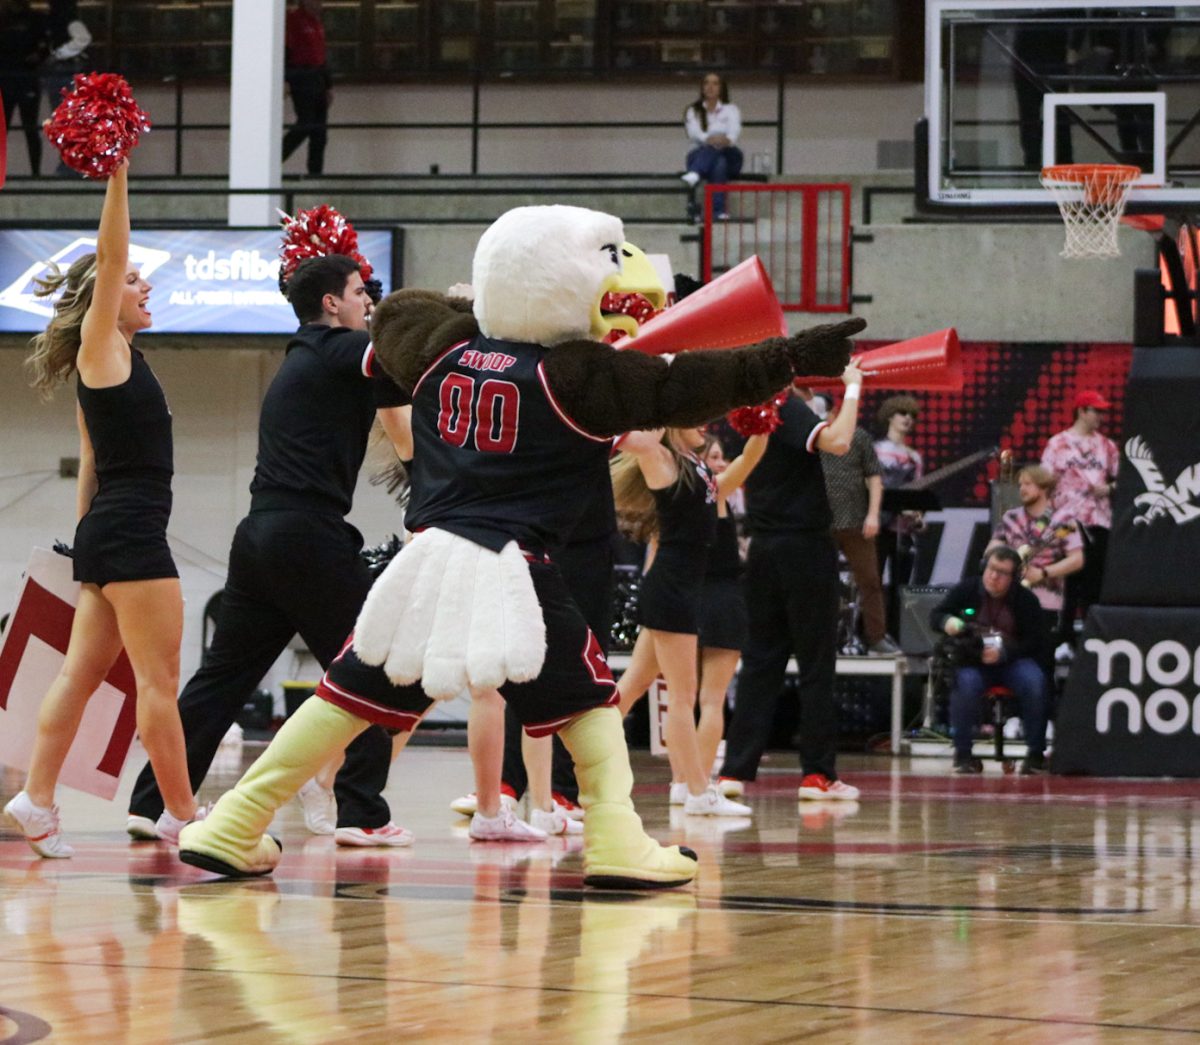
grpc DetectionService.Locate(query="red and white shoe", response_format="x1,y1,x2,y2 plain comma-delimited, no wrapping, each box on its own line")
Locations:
335,822,414,848
798,774,860,801
551,792,584,821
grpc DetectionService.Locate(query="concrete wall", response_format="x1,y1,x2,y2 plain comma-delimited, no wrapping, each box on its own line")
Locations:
852,224,1155,343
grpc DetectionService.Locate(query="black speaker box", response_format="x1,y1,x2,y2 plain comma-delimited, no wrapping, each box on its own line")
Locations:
898,584,953,655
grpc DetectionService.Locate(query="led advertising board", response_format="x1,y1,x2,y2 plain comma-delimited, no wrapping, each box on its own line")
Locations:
0,228,395,335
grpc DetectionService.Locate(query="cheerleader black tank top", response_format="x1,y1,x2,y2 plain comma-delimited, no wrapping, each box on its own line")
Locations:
73,348,175,584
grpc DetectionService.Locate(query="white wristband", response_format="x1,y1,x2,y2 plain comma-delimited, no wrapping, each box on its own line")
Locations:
844,384,861,401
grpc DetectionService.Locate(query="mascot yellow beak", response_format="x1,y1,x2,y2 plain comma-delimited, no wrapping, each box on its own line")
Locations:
590,242,669,341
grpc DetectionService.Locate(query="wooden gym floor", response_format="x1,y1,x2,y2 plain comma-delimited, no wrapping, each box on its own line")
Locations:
3,746,1200,1043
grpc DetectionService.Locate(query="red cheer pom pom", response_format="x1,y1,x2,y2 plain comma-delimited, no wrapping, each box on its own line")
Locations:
43,72,151,180
278,204,374,286
727,391,788,437
599,291,663,345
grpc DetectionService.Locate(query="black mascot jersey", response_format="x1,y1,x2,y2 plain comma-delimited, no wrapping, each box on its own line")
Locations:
405,334,613,553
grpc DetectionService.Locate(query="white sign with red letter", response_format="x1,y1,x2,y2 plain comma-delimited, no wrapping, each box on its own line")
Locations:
0,548,139,799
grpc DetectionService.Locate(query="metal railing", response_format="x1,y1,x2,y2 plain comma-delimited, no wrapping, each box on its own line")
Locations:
703,183,852,312
3,69,789,180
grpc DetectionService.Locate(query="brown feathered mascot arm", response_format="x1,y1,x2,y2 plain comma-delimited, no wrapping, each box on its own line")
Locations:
370,289,478,392
542,317,866,437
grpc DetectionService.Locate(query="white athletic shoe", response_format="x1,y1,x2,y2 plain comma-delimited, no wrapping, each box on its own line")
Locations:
716,777,745,798
4,791,73,859
668,781,688,806
451,792,518,818
156,805,209,847
126,814,160,840
469,808,548,842
297,779,337,835
683,785,753,817
529,806,583,836
334,822,414,848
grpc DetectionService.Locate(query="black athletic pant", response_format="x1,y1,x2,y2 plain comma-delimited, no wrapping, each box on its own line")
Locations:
721,530,840,782
2,75,42,175
1060,525,1108,648
282,67,329,174
128,509,393,828
500,533,615,803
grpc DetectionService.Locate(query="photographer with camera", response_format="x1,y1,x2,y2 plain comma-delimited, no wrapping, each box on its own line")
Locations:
929,546,1050,775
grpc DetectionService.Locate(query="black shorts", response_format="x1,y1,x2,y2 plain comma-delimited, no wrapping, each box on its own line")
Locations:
316,559,618,736
637,545,705,635
73,502,178,587
697,577,748,651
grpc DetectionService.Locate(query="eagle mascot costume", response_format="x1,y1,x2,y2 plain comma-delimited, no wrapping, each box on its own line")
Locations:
180,205,863,888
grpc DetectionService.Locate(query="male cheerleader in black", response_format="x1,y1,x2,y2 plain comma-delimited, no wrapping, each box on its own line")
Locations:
719,371,866,801
127,253,413,846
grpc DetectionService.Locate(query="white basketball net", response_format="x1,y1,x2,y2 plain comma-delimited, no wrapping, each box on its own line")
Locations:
1040,164,1141,259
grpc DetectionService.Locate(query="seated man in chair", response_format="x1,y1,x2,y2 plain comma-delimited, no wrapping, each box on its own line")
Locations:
930,546,1049,775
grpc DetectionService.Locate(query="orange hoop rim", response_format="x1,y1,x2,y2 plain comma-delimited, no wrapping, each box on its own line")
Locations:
1040,162,1142,186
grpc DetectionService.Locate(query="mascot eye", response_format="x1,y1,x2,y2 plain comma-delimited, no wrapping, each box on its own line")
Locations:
622,248,633,258
602,244,619,266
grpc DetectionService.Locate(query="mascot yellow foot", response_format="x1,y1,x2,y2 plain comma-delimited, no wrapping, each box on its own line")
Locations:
559,706,697,889
179,698,366,878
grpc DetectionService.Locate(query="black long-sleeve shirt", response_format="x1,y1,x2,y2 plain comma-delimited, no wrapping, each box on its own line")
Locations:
930,578,1046,665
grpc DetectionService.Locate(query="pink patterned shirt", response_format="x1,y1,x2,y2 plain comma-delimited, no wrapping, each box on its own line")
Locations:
993,504,1083,611
1041,429,1120,529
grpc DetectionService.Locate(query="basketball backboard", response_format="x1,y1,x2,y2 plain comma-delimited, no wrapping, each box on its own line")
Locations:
921,1,1200,215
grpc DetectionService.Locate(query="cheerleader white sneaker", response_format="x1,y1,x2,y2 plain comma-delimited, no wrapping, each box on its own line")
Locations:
683,786,752,817
4,792,73,859
297,779,337,835
335,822,414,847
156,805,209,847
126,814,160,840
529,806,583,836
451,792,518,817
469,807,547,842
668,781,688,806
717,777,745,798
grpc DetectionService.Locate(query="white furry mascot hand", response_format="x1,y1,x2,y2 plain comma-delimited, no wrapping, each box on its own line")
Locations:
352,528,546,699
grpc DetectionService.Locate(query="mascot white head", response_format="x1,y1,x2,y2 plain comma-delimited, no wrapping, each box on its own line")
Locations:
472,204,663,347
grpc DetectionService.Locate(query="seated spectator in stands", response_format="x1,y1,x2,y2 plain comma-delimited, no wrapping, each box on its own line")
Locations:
989,464,1083,646
680,72,743,222
1041,389,1119,641
874,394,923,636
930,546,1049,775
816,390,898,655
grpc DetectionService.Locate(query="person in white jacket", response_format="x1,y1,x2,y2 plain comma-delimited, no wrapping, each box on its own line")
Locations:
681,72,743,221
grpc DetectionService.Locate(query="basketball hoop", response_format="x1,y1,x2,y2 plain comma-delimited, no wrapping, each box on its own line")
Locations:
1041,163,1141,259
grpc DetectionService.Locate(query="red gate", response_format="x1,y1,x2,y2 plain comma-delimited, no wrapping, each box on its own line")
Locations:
702,183,852,312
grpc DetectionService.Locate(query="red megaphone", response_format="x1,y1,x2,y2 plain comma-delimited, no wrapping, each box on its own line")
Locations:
799,328,963,392
613,256,788,355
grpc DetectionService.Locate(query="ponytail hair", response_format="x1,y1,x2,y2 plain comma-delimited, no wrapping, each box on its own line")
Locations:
26,253,99,398
610,428,704,542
